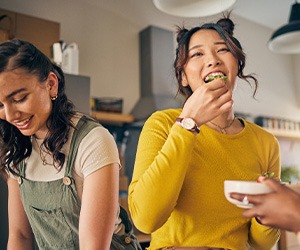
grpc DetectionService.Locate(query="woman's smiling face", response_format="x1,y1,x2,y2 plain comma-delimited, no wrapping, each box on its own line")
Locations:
0,69,57,139
182,29,239,92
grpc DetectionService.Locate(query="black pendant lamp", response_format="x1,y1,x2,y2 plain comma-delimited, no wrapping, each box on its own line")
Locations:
268,1,300,54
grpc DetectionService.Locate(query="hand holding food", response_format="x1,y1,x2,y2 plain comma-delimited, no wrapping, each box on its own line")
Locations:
180,73,232,127
257,172,275,183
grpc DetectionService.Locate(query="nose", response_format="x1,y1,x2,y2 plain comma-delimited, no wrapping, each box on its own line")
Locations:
0,110,4,120
208,60,220,67
2,105,20,122
206,53,221,67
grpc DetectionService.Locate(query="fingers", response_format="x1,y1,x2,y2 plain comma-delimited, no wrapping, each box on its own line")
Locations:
228,195,262,221
242,207,258,217
242,207,263,222
202,84,233,111
196,81,229,98
205,77,228,89
261,178,283,192
186,85,232,113
209,81,233,109
230,192,265,206
182,78,233,123
229,193,264,220
229,192,245,202
218,96,234,113
242,195,249,205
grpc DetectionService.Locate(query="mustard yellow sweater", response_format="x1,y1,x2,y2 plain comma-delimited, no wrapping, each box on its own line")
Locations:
128,109,280,250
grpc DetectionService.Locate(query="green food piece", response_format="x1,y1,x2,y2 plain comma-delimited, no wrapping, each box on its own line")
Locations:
207,75,227,82
207,75,215,81
262,172,275,178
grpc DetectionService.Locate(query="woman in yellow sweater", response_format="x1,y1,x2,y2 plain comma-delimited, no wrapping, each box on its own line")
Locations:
128,16,280,250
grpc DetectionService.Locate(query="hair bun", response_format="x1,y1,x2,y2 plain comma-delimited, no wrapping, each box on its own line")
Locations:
176,27,189,43
217,18,235,36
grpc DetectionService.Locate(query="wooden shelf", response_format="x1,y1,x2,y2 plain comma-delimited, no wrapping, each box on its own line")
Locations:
266,128,300,140
91,111,134,124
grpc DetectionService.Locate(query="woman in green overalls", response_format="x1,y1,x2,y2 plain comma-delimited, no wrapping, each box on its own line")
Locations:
0,39,121,249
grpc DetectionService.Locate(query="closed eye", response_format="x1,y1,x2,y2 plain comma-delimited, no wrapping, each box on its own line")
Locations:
218,48,230,53
190,52,203,58
13,95,28,104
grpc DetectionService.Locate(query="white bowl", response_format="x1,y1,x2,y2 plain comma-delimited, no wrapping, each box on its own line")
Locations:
284,182,300,193
224,180,273,208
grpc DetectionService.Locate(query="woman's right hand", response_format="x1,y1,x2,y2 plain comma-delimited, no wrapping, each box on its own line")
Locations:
180,78,233,126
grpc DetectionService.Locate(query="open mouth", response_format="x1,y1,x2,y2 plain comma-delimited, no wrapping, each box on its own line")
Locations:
15,116,33,127
204,72,227,83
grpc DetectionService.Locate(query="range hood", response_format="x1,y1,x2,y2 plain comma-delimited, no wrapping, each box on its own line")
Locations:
131,26,183,121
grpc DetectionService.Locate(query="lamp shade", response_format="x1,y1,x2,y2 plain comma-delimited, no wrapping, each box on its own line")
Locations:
268,2,300,54
152,0,236,18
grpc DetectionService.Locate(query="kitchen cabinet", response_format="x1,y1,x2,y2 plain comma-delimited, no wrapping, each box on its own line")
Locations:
91,111,134,124
0,8,60,58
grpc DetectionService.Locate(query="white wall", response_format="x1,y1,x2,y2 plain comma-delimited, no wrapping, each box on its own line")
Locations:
2,0,300,120
0,0,141,114
2,1,300,173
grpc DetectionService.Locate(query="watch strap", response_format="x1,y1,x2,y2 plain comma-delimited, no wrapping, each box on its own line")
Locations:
176,117,200,134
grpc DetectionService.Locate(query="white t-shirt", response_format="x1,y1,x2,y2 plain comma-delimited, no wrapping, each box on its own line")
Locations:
21,115,123,232
27,116,120,193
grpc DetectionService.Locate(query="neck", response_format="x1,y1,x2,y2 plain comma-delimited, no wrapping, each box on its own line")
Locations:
208,114,236,134
211,113,235,126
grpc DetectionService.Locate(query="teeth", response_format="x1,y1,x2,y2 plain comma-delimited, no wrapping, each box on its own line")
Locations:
16,118,31,126
205,72,227,83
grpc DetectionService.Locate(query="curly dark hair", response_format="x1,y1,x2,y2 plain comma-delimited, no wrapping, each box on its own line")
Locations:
0,39,75,178
174,15,258,101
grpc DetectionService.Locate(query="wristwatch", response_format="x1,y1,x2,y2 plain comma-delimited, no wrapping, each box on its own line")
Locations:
176,117,200,134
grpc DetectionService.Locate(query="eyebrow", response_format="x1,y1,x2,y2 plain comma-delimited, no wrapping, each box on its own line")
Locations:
188,41,226,52
6,88,27,99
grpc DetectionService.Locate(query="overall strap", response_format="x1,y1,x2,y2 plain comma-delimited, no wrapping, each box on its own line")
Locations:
19,161,26,176
65,116,100,177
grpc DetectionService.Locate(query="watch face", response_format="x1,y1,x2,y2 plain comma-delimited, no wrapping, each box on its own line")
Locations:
182,118,195,130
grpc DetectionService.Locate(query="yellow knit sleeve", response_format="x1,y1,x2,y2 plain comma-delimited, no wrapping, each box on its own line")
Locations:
128,110,197,234
265,134,281,179
248,218,280,249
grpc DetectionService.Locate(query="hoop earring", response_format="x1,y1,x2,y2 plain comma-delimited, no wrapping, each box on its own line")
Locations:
51,95,58,101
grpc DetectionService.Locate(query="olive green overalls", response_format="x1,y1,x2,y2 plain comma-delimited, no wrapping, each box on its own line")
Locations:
18,116,98,250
